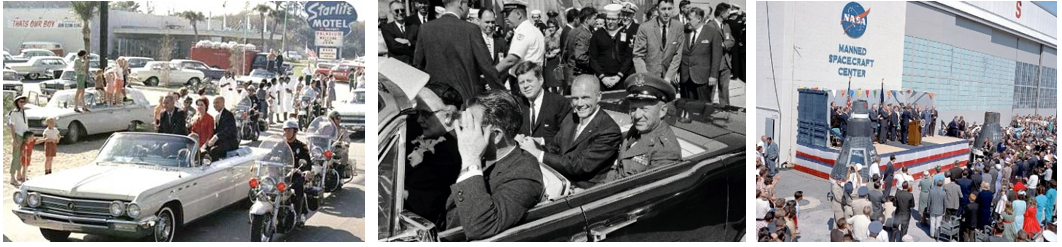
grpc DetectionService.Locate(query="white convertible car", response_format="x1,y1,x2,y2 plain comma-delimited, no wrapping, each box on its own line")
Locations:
25,88,153,143
11,133,260,242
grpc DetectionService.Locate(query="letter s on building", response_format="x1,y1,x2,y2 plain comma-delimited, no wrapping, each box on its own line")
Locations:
1016,1,1022,19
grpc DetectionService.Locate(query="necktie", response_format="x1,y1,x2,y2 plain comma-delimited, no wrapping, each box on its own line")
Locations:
399,23,404,34
689,31,696,49
530,101,537,129
486,36,494,60
661,22,667,49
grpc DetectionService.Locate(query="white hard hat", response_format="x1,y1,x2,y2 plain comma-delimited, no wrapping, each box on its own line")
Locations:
284,120,300,130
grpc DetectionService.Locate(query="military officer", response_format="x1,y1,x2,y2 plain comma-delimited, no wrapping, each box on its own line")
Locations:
602,73,682,182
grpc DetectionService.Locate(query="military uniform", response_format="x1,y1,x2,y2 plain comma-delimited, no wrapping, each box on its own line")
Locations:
602,73,681,182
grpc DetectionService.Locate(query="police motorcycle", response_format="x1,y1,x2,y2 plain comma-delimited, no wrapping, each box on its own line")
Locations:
296,87,326,130
303,116,354,204
248,135,305,242
235,95,266,142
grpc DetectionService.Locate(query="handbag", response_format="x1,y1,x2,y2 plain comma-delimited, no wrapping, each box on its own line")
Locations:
552,36,571,83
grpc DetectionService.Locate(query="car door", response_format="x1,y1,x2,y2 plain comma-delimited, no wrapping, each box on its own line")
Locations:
183,159,231,222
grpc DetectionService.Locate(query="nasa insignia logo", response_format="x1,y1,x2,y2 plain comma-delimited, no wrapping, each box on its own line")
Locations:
840,2,870,38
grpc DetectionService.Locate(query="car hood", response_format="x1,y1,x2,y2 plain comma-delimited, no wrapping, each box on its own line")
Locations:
21,163,188,201
25,106,78,120
335,103,365,115
3,80,20,85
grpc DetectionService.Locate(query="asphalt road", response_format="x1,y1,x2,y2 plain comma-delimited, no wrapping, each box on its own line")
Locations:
3,80,365,242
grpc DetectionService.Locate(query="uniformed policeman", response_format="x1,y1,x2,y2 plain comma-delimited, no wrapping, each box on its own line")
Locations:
602,73,682,182
496,0,546,94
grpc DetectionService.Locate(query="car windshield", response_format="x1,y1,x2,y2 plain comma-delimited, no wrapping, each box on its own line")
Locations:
47,91,98,108
3,71,17,80
256,135,295,173
353,91,366,104
94,134,197,168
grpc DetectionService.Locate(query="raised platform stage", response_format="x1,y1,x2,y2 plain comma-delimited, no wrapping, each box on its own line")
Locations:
794,135,970,180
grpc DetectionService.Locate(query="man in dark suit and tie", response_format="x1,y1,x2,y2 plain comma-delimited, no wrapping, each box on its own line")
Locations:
633,0,684,83
900,105,911,144
479,9,508,64
679,7,719,101
893,181,916,242
156,95,188,135
382,1,419,64
705,3,735,105
205,97,238,161
414,0,503,102
889,105,899,141
407,0,434,26
520,75,621,188
560,8,578,56
512,62,571,146
444,90,543,240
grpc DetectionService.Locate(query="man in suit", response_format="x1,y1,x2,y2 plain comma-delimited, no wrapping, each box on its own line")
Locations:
893,181,916,242
633,0,684,84
869,104,880,142
382,1,419,64
519,75,622,188
878,104,889,142
678,7,716,101
922,106,933,137
512,62,571,145
156,94,188,135
602,74,682,182
205,97,237,161
929,106,938,136
678,0,692,31
883,155,897,196
766,137,779,176
947,116,958,137
407,0,434,26
406,83,464,223
444,90,544,240
413,0,502,103
565,8,597,78
589,4,635,91
705,3,735,105
900,105,911,144
479,9,508,64
560,8,578,56
888,105,899,142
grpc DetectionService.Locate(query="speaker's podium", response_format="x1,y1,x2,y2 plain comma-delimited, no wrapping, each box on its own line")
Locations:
908,120,922,146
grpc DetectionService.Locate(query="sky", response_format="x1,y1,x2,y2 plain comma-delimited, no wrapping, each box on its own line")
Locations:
148,1,372,19
1032,1,1057,15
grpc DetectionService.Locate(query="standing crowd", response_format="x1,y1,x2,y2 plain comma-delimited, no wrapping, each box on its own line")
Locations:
755,114,1057,242
381,0,744,240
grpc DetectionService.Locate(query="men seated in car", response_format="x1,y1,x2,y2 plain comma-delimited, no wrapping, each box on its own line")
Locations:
601,73,682,182
513,62,571,147
156,94,189,135
205,97,238,161
519,75,622,189
405,83,465,223
443,90,544,240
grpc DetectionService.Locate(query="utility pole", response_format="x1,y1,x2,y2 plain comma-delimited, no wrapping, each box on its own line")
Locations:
100,1,109,69
282,2,288,53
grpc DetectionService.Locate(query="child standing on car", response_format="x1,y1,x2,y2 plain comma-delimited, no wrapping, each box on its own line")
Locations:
43,117,60,175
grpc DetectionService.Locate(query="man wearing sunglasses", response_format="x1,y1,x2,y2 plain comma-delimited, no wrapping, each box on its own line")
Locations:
383,0,420,65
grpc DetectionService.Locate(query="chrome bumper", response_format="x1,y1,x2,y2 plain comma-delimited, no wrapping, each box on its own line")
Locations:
12,208,158,238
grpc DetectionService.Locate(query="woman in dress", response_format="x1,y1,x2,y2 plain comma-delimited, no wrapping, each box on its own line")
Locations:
542,14,563,94
188,97,214,148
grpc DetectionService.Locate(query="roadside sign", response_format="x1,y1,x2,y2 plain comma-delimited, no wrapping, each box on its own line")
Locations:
304,1,358,36
315,31,344,47
319,47,338,60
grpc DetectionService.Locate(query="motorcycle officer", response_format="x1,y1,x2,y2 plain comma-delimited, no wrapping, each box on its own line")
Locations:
283,120,313,223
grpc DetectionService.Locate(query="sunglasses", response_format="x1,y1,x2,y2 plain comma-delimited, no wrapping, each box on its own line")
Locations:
394,9,406,14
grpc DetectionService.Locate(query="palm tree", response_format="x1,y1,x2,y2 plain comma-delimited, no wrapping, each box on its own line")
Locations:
266,1,283,51
253,3,271,49
110,1,140,12
71,1,98,54
179,11,206,41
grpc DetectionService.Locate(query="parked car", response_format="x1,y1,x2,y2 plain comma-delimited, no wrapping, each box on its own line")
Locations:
333,88,365,133
23,88,153,143
235,69,277,86
130,61,206,87
3,69,23,95
171,59,225,80
7,56,67,80
11,132,257,241
39,68,101,97
63,52,100,63
19,41,64,56
3,51,16,64
120,56,155,69
249,53,292,75
313,62,336,77
13,48,57,60
284,51,303,61
376,59,745,242
329,63,359,83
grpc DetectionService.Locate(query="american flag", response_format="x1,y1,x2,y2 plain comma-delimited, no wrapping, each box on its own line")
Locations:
305,45,317,59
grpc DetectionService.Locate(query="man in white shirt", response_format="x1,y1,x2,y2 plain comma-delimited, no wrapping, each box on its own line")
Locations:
496,0,545,92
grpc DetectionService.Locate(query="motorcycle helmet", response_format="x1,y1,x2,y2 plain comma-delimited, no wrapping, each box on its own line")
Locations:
284,119,300,131
328,110,340,120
